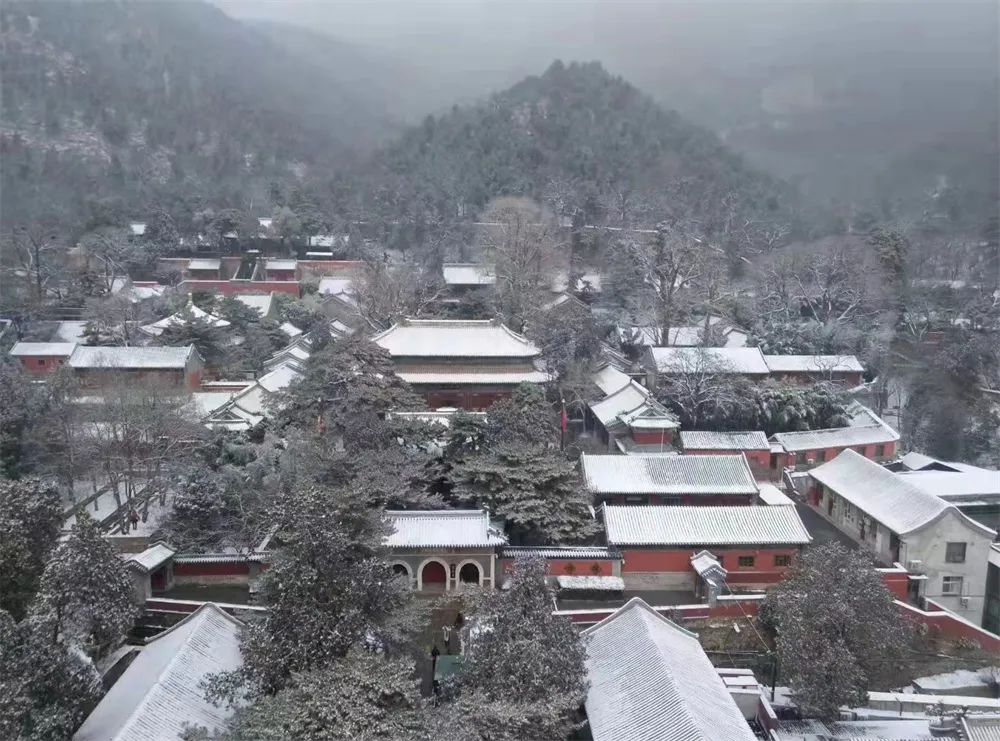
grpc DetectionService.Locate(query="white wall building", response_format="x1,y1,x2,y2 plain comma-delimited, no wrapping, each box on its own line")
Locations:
807,450,996,625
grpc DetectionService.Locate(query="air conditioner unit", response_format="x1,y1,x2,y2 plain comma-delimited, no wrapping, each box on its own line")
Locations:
907,560,923,573
960,597,970,607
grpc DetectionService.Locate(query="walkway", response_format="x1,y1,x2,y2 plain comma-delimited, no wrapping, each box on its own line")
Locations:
793,501,858,550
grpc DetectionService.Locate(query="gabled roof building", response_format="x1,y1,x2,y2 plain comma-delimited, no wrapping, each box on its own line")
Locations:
73,603,244,741
581,598,757,741
384,510,507,592
806,450,996,625
602,504,811,591
581,453,759,506
373,318,549,410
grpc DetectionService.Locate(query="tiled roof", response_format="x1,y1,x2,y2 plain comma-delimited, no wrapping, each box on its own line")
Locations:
581,454,757,496
73,603,244,741
590,381,654,426
396,366,549,385
442,263,496,286
373,319,539,358
187,258,221,271
690,550,726,580
807,450,991,536
581,598,757,741
648,347,770,375
126,542,176,573
384,510,507,549
500,546,619,559
265,259,297,271
757,484,795,506
962,714,1000,741
9,341,77,356
603,505,812,546
556,575,623,591
140,303,230,336
762,355,864,373
771,423,898,452
68,345,195,370
680,430,770,451
592,364,631,396
234,293,274,316
898,469,1000,501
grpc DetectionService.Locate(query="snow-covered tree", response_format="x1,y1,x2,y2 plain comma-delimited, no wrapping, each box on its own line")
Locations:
760,542,909,720
278,335,424,442
0,610,103,741
209,486,417,697
449,444,597,545
214,651,430,741
32,513,139,658
0,478,62,621
483,383,558,447
654,347,744,429
445,556,588,740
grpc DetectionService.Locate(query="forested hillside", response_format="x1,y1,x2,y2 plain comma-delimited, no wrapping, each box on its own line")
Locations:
0,0,397,229
363,61,793,232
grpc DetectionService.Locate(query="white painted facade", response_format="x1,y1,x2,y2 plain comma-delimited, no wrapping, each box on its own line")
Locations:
814,483,994,624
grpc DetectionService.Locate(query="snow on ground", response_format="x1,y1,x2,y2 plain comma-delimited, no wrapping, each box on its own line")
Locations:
104,494,173,538
912,667,998,695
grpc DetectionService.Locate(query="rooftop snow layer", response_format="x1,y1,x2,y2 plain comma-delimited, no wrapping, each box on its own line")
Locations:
581,454,757,496
603,505,812,546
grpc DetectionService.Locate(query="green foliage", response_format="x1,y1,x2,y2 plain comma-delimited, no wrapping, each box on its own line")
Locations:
0,479,62,621
370,61,789,231
760,543,909,721
447,556,587,739
449,444,597,545
0,362,43,478
211,486,415,696
0,1,394,230
159,311,231,370
33,513,139,658
279,336,425,442
484,384,558,447
219,652,429,741
0,610,103,741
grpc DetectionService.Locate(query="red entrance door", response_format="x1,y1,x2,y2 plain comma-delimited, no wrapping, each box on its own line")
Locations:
421,561,447,591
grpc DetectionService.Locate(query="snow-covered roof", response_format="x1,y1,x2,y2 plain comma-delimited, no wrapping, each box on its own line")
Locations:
187,258,221,271
68,345,195,370
388,409,487,428
318,276,354,297
53,320,90,342
279,322,303,338
233,293,274,316
771,423,899,453
762,354,864,374
139,302,230,336
648,346,770,375
808,450,993,536
581,454,758,496
129,222,146,236
126,542,176,573
581,598,757,741
898,451,961,472
309,235,341,248
265,259,297,271
690,549,727,580
500,546,619,560
592,364,631,396
757,484,795,506
772,404,898,452
9,341,77,357
556,575,624,591
603,505,812,546
373,319,539,358
442,263,496,286
590,381,651,425
73,603,244,741
384,510,507,549
680,430,770,451
898,469,1000,502
962,715,1000,741
396,367,550,385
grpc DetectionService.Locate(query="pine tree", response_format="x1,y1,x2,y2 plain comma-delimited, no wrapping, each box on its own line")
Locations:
0,479,62,621
32,513,139,657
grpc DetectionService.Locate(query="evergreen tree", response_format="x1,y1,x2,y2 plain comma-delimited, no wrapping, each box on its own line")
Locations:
760,542,909,721
32,513,139,657
445,556,587,740
0,479,62,621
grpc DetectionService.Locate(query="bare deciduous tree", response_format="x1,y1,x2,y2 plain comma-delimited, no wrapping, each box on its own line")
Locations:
478,197,562,331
